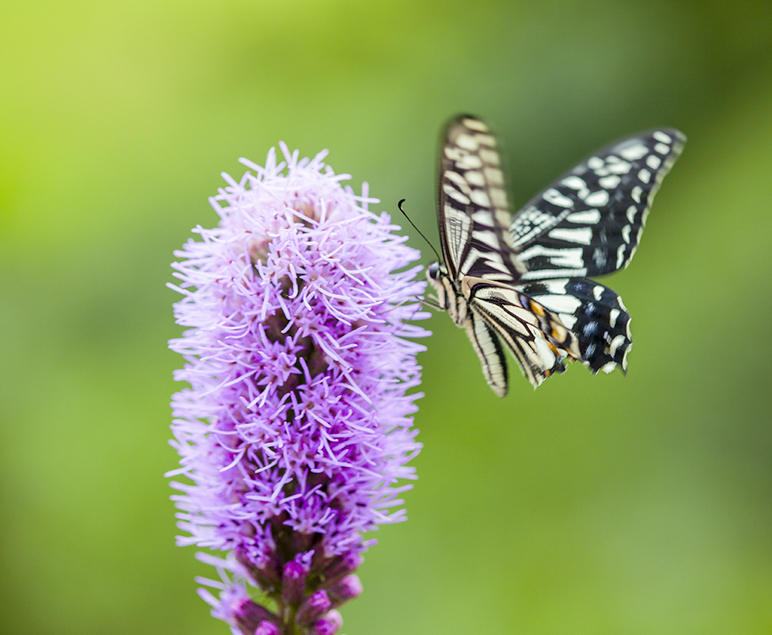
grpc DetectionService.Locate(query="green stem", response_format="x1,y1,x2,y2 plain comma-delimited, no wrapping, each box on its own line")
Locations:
284,605,300,635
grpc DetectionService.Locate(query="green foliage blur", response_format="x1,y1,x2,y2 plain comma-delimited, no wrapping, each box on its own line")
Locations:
2,1,771,634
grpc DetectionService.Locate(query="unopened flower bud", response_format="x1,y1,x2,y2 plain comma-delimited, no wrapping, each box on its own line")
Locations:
236,548,281,592
282,559,308,605
230,597,280,635
296,590,331,626
291,532,314,555
255,620,282,635
322,551,363,586
311,610,343,635
327,574,363,607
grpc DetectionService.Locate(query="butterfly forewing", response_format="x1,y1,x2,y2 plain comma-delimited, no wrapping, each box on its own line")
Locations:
439,117,524,283
510,129,685,280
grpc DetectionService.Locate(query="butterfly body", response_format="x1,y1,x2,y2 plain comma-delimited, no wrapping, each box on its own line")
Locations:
427,115,685,397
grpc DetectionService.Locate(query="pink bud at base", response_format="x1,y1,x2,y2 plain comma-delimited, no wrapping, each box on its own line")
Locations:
328,575,363,607
321,551,364,587
281,560,308,606
296,590,331,626
255,620,282,635
230,598,280,635
311,610,343,635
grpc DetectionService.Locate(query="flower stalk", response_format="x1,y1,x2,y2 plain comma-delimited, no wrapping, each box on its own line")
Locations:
168,145,429,634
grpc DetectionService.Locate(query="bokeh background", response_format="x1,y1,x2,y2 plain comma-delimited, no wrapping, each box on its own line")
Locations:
2,1,772,634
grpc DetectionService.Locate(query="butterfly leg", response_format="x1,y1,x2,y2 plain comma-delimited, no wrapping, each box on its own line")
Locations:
418,295,444,311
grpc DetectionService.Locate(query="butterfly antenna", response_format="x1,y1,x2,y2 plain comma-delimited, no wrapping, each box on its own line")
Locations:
397,199,442,262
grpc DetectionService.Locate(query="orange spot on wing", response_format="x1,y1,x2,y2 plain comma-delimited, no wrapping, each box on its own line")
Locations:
530,301,546,316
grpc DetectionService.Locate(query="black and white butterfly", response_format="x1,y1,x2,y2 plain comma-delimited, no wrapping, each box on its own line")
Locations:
426,115,685,397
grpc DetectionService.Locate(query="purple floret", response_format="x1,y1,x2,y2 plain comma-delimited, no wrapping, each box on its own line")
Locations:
167,144,429,634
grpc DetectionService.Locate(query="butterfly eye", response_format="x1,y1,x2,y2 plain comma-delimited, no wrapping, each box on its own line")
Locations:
428,262,441,280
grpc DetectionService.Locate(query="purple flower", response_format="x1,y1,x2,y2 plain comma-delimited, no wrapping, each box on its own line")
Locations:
167,144,429,634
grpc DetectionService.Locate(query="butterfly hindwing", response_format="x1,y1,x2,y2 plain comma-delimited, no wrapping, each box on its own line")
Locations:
465,278,581,388
439,116,524,283
464,310,509,398
514,278,632,374
510,129,685,281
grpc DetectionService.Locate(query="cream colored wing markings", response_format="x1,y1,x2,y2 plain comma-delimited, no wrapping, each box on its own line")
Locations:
510,129,686,280
432,116,684,395
465,278,580,388
439,116,524,283
463,311,509,398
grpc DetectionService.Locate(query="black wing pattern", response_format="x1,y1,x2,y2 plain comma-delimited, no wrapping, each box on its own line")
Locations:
510,130,685,280
438,117,524,283
514,278,632,374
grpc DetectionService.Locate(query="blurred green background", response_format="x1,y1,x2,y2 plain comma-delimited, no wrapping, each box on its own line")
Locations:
2,1,771,634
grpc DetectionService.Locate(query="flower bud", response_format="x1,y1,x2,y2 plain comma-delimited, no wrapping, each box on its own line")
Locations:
327,574,363,607
255,621,282,635
296,590,331,626
321,550,363,586
311,610,343,635
281,559,308,606
230,597,280,635
290,532,315,555
236,548,281,592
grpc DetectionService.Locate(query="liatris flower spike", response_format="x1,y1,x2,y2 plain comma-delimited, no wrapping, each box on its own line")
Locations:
168,144,429,635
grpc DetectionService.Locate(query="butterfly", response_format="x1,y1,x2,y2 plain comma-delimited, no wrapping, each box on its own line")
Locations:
425,115,685,397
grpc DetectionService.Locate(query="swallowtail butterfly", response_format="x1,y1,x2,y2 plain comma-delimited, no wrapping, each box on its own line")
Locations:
426,115,685,396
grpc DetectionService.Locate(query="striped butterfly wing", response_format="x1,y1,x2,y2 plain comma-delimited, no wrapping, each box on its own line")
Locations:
438,116,524,283
437,116,579,394
465,278,581,390
437,115,520,395
464,311,509,397
510,129,686,281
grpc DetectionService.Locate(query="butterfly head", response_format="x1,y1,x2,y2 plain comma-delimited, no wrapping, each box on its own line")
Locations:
426,261,449,298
